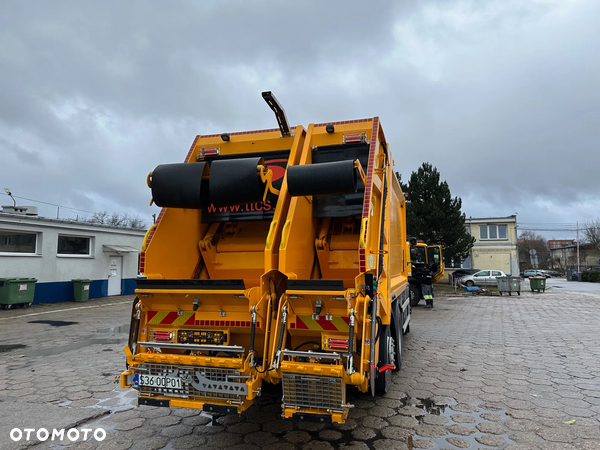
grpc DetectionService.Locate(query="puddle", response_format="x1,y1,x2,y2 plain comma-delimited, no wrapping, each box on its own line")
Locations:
0,344,27,353
24,338,125,357
400,396,447,417
92,387,138,413
406,398,516,449
28,320,78,327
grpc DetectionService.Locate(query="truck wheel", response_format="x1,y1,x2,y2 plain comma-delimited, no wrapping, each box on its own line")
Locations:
394,320,402,371
375,326,394,395
409,285,421,307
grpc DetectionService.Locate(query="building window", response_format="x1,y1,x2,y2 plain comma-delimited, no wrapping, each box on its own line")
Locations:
479,224,508,240
57,235,91,255
447,256,471,269
0,230,38,254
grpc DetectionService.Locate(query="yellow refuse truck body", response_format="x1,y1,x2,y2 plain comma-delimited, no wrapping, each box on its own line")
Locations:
121,93,411,424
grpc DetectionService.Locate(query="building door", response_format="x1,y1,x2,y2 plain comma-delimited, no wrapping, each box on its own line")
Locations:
107,256,122,296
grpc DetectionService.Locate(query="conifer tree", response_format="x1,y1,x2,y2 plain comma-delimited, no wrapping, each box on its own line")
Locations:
397,163,474,265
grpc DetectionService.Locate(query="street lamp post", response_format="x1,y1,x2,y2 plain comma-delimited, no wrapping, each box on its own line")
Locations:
4,188,16,207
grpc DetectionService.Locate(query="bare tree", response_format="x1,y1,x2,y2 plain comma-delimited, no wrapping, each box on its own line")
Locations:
518,231,550,270
107,213,125,227
86,211,147,230
583,217,600,250
127,215,146,230
88,211,109,225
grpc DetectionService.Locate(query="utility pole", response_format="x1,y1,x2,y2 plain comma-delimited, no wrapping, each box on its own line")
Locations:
577,221,580,274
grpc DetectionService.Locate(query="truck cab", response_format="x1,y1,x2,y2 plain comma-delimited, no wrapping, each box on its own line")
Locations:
407,239,444,306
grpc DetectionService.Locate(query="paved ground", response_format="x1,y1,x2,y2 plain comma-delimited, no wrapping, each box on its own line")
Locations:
545,277,600,295
0,285,599,450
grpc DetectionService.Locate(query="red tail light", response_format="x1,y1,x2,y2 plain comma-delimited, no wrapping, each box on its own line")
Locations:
153,331,172,341
328,338,349,350
200,147,220,157
343,132,367,144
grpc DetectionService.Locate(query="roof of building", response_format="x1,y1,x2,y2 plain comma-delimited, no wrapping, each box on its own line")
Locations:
466,215,517,224
0,211,147,235
550,243,598,251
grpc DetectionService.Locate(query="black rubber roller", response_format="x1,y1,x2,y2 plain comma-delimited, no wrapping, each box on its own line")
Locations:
287,160,358,197
152,162,208,208
209,157,265,207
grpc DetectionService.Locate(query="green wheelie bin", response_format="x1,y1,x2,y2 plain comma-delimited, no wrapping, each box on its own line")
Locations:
0,278,37,309
72,279,92,302
529,276,546,293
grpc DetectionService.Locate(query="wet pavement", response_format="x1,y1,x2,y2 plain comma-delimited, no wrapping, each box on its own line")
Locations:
0,287,599,449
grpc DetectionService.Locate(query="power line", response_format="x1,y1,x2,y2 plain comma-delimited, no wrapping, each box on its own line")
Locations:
0,192,97,215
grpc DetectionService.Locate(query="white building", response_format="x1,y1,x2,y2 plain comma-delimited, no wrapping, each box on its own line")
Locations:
0,206,146,304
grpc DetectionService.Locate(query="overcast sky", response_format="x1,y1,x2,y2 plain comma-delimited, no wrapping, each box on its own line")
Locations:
1,0,598,239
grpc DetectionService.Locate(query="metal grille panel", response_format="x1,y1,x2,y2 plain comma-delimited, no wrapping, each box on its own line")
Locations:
282,373,344,410
138,363,243,400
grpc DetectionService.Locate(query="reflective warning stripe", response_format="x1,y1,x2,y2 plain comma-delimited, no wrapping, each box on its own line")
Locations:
292,315,350,332
147,311,195,326
146,311,257,328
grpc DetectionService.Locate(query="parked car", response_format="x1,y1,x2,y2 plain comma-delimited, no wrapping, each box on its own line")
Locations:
522,269,548,278
450,268,480,280
460,270,508,287
546,270,563,277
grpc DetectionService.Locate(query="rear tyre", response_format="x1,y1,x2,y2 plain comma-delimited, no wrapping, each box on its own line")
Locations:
465,280,474,287
409,284,421,307
391,302,402,371
375,325,394,395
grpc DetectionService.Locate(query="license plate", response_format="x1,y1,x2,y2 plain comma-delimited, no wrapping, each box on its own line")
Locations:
135,374,183,389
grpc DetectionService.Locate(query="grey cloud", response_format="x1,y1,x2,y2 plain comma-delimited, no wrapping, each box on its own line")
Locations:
0,0,598,238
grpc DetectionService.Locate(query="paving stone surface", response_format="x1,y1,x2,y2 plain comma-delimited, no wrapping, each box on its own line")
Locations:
0,286,599,449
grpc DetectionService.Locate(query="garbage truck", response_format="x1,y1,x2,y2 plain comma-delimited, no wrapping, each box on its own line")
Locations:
121,92,412,424
407,238,444,306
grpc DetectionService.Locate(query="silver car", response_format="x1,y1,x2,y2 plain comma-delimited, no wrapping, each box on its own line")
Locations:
460,270,507,287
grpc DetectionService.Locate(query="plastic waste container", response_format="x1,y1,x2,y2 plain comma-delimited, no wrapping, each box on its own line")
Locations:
529,276,546,293
0,278,37,309
496,277,521,296
72,279,91,302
